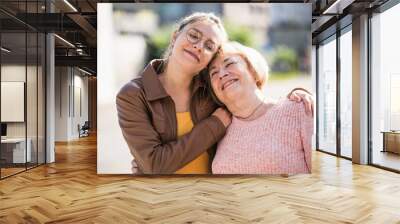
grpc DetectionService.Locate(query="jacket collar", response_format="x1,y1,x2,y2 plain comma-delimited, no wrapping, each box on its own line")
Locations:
142,59,206,101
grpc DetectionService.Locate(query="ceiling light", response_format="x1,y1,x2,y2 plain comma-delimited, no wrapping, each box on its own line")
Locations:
63,0,78,12
54,34,75,48
1,47,11,53
78,67,92,76
323,0,355,15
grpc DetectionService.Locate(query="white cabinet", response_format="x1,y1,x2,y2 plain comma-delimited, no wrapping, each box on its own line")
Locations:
1,138,32,163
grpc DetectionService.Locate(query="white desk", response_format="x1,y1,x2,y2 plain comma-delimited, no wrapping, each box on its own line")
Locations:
1,138,31,163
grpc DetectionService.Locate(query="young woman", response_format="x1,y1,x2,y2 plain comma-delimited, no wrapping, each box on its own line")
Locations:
209,42,313,174
116,13,313,174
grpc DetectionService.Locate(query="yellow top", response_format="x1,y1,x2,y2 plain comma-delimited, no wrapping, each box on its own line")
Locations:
174,112,209,174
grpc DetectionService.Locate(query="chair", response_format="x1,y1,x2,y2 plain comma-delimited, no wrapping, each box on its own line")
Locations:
79,121,90,138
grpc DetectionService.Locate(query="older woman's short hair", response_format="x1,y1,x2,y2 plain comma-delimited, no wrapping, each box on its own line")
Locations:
205,42,270,106
227,42,269,89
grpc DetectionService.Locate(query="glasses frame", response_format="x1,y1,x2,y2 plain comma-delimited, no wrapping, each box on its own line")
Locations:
185,28,218,54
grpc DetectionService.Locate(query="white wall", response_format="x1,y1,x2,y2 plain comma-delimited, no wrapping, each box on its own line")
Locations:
72,73,89,138
1,65,27,143
55,66,69,141
54,67,89,141
1,65,35,138
1,64,46,164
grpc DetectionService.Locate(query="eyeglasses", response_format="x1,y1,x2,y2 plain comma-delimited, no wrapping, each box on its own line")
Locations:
186,28,218,53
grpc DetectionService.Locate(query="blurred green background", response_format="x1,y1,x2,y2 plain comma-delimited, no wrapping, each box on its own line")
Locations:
112,3,312,98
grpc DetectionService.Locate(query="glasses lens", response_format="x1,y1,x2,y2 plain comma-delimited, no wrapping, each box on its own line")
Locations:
205,41,216,53
187,29,201,44
186,28,218,53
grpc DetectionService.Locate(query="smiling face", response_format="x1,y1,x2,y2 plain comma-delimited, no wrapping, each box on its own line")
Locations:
208,48,259,105
170,20,224,75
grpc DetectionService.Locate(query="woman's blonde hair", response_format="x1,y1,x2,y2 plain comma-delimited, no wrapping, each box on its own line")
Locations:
232,42,269,89
206,42,269,106
218,42,269,89
162,12,228,61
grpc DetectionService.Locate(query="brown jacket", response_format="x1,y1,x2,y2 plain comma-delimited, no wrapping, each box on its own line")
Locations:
116,60,226,174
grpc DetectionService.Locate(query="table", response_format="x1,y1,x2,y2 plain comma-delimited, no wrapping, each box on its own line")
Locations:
381,131,400,154
1,138,31,163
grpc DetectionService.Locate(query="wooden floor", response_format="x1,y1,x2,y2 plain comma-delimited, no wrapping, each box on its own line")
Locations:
372,150,400,171
1,135,400,223
1,167,26,178
1,163,44,178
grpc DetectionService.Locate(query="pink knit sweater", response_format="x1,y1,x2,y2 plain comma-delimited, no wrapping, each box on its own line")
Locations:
212,100,313,174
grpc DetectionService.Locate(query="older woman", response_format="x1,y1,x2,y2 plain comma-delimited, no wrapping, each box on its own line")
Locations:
209,42,313,174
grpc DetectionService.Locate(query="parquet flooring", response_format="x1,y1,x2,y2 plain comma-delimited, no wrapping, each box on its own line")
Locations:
1,167,26,178
1,134,400,223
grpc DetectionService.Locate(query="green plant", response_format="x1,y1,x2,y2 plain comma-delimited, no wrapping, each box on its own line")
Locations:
270,45,298,72
223,20,256,47
147,25,174,61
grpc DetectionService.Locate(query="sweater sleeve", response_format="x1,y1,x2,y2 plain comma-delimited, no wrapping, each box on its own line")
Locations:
299,104,314,173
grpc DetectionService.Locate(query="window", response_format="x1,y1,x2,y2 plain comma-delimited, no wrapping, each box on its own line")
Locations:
317,36,337,154
370,3,400,171
339,27,352,158
0,1,46,179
